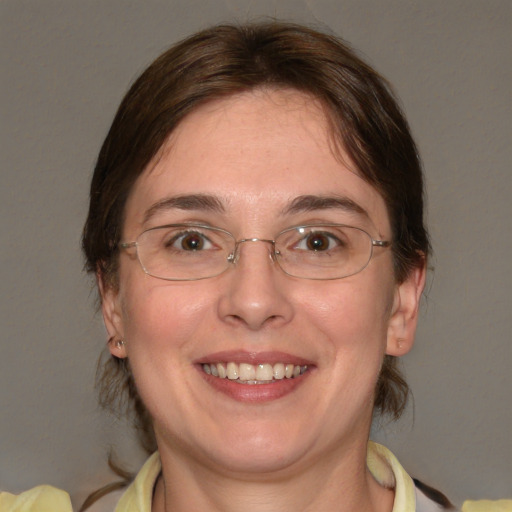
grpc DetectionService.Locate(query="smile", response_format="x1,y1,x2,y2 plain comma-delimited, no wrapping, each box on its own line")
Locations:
202,362,308,384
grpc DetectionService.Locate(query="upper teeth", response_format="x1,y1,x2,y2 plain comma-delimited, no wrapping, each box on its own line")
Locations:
202,362,307,382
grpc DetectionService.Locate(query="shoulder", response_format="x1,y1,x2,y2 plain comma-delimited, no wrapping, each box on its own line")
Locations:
87,452,161,512
85,488,125,512
0,485,72,512
368,443,511,512
461,500,512,512
114,452,161,511
368,441,456,512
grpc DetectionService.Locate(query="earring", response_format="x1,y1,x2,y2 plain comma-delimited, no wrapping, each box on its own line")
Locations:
108,336,125,349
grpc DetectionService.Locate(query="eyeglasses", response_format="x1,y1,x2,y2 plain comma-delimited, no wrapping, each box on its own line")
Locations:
119,223,391,281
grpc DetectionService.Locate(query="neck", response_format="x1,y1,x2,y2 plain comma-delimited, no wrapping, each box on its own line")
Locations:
152,439,394,512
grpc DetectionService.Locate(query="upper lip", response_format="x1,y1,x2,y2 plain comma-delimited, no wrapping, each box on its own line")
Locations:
195,350,314,366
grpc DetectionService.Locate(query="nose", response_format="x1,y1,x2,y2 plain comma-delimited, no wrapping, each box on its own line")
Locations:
217,239,294,331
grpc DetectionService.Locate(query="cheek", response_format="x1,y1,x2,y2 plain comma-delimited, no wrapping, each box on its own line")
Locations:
302,278,394,343
299,273,395,388
289,278,395,434
117,279,217,417
119,277,214,355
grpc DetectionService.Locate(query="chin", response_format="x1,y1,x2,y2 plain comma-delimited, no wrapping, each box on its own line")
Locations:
191,418,320,475
208,442,309,476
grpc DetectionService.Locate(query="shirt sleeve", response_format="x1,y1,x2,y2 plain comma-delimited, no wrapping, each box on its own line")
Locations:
0,485,73,512
462,500,512,512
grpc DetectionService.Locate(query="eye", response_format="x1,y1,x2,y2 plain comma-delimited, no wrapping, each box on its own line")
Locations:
166,231,214,251
296,231,342,252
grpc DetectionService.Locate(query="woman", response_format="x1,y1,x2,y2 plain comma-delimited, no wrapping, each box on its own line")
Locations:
81,20,434,512
2,21,503,512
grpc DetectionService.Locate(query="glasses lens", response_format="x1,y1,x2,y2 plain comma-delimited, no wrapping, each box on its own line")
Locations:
136,225,234,280
275,225,373,279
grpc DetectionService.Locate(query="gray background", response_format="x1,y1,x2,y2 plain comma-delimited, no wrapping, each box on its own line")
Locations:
1,0,510,509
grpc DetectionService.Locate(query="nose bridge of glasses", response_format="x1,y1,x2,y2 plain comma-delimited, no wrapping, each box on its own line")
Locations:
227,238,277,265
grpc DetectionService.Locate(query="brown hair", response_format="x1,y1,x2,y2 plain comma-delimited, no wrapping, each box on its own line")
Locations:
82,21,430,454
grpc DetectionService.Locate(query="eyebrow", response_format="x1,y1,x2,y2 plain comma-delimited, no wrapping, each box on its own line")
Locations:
143,194,225,224
143,193,368,225
281,195,369,218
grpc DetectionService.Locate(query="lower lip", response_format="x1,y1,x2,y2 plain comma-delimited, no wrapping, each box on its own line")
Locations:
198,369,310,403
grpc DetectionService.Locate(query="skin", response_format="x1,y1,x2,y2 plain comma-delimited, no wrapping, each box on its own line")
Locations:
101,88,425,512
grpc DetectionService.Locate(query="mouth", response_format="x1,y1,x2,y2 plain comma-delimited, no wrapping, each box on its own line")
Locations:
202,362,308,384
197,352,313,402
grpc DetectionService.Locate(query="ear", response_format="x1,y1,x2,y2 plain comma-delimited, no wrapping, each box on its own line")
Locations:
386,262,426,356
97,271,127,359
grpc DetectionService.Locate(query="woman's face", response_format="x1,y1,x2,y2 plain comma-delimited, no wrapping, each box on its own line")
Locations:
102,88,423,475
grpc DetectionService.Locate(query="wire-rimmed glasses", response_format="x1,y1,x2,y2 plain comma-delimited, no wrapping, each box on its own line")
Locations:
119,223,391,281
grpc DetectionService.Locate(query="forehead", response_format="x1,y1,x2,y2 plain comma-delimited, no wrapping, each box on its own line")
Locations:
124,89,390,235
